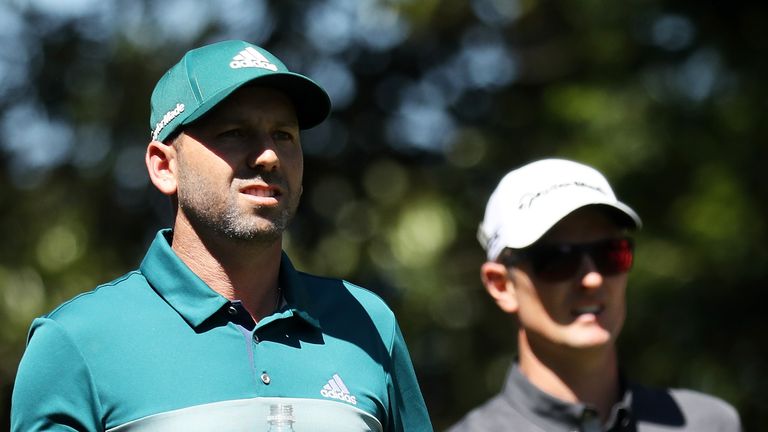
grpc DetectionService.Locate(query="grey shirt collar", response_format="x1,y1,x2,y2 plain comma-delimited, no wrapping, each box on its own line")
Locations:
502,363,633,431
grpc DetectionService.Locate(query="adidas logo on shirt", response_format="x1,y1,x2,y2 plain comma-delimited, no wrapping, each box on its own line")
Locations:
320,374,357,405
229,47,278,71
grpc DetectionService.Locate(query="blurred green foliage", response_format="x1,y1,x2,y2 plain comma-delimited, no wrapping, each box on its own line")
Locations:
1,0,766,430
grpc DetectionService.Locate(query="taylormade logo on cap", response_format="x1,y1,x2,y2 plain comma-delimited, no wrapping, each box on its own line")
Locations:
149,40,331,143
152,103,185,142
517,181,609,210
478,159,641,260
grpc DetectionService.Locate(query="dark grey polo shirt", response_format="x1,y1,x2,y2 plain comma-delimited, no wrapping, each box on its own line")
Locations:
447,363,741,432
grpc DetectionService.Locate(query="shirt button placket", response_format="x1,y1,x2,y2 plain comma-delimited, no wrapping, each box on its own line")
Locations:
580,409,601,432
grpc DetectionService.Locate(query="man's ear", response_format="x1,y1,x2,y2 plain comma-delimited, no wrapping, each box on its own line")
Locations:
145,140,178,196
481,262,519,314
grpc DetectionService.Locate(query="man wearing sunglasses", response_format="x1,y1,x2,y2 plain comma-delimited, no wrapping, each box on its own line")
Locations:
448,159,741,431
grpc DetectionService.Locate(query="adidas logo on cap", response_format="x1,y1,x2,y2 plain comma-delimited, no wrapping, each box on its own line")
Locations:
230,47,278,71
320,374,357,405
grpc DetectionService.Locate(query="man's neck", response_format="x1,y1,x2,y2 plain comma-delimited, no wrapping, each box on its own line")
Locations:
170,218,283,322
517,330,621,423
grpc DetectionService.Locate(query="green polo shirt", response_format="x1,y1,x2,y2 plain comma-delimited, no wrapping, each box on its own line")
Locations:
12,230,433,432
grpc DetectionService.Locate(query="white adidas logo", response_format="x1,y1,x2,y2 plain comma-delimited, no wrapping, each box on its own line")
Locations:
229,47,278,71
319,374,357,405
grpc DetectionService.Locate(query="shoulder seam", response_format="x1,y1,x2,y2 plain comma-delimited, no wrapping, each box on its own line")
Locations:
47,270,143,317
297,271,393,306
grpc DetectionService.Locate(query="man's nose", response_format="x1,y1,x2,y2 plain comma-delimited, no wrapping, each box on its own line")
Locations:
579,254,604,289
247,137,279,171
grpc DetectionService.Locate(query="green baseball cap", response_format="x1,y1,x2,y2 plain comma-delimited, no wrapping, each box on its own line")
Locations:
149,40,331,142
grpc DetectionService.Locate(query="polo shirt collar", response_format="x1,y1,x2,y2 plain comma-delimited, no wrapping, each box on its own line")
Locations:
140,229,320,329
271,251,321,329
502,362,633,431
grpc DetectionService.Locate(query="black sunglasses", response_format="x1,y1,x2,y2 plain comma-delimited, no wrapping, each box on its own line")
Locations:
500,237,634,282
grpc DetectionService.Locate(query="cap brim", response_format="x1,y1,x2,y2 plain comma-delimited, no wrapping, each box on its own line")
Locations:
253,73,332,129
503,200,642,251
181,72,331,132
601,202,642,230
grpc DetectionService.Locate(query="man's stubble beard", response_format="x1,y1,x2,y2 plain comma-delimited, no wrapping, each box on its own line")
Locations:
177,173,300,245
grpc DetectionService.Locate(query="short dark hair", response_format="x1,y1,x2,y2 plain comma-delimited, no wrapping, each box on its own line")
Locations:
496,247,523,268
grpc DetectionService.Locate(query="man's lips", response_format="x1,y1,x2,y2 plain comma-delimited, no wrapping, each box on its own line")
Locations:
242,187,277,197
571,304,604,317
240,185,282,203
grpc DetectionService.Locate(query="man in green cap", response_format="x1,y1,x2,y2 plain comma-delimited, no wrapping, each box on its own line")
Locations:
12,40,433,432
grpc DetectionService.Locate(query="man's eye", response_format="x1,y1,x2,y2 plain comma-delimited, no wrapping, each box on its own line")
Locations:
273,130,294,141
219,129,246,138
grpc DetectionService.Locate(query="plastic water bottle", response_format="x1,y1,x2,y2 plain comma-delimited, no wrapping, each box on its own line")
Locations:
267,403,296,431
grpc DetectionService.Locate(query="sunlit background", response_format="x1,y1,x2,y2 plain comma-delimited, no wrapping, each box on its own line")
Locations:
1,0,766,429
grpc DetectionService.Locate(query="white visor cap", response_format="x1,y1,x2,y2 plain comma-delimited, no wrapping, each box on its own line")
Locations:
477,159,642,261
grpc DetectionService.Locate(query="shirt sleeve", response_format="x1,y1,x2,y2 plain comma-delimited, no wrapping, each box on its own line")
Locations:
11,317,103,432
386,321,433,432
